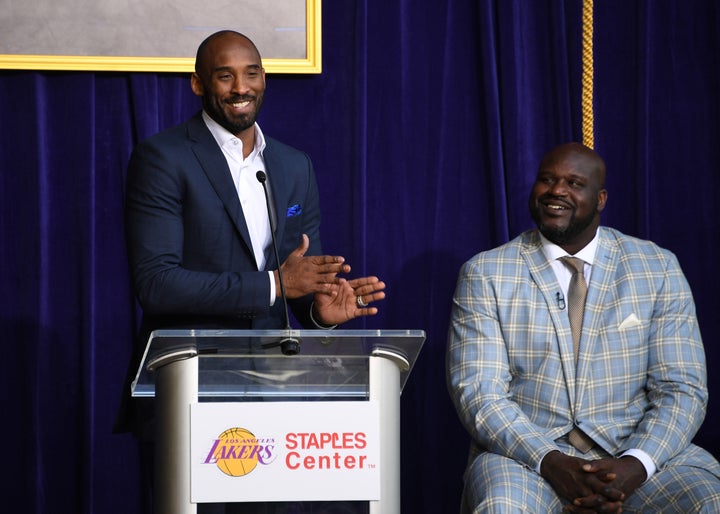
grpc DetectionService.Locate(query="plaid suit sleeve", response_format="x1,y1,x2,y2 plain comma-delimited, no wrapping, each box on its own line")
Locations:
446,249,561,472
614,244,708,467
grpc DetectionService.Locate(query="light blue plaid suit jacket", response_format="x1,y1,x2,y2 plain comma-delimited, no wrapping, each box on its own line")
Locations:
447,226,717,474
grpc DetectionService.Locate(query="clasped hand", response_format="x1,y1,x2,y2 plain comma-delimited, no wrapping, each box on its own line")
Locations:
541,451,646,513
278,234,386,326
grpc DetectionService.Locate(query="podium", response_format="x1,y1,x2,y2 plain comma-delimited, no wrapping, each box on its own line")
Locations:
131,329,425,514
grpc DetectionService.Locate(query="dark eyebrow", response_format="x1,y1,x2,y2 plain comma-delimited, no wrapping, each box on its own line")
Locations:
567,171,589,181
212,64,262,74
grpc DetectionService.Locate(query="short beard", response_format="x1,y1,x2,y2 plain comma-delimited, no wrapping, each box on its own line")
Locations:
203,93,262,135
535,207,599,245
218,114,255,135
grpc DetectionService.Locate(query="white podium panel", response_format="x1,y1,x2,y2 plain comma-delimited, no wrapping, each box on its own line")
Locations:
191,401,380,502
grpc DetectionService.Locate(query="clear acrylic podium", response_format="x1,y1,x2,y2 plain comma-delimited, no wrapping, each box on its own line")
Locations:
131,329,425,514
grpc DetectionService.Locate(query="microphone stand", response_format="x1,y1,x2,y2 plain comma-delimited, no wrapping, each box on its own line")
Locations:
256,170,301,355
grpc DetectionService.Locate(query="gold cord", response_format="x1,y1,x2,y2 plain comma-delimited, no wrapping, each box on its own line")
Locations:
581,0,594,149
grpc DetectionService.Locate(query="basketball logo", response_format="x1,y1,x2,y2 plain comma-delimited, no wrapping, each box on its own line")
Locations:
211,427,262,477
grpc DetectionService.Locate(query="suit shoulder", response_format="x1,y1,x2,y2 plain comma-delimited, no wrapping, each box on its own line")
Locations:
265,136,311,160
461,230,534,272
601,227,676,257
133,119,195,153
599,227,682,269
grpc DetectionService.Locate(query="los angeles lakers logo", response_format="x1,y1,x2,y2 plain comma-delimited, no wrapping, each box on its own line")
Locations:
203,427,276,477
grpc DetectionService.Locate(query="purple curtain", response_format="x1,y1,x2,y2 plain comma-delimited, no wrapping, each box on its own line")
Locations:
1,1,718,512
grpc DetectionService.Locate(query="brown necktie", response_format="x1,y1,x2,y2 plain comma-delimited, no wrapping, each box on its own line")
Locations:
560,256,587,364
559,256,594,453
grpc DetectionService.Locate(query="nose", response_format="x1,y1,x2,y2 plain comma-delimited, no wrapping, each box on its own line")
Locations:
231,76,250,94
549,179,568,196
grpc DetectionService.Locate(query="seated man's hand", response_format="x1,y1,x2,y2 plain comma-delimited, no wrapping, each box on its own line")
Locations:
568,456,645,513
541,451,624,514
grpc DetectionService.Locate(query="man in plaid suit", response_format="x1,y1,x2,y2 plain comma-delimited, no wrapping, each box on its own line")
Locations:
447,143,720,513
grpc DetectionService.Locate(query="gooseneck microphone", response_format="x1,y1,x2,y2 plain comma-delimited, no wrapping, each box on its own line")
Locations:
256,170,301,355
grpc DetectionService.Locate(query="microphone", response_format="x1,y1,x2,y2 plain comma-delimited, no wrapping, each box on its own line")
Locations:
256,170,301,355
556,291,566,310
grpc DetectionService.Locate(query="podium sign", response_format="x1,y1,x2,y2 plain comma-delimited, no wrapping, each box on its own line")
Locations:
190,401,380,502
132,329,425,514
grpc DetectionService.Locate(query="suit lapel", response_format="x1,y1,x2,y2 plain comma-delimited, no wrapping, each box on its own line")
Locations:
574,227,619,402
262,143,291,269
521,231,579,409
186,115,255,263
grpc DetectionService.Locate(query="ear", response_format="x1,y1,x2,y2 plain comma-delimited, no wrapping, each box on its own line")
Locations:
190,73,203,97
597,188,608,212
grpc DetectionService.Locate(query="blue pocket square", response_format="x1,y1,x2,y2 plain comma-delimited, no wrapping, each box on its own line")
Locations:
286,204,302,217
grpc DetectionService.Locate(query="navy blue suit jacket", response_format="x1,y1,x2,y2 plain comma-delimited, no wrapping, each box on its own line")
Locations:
126,112,324,333
117,112,325,434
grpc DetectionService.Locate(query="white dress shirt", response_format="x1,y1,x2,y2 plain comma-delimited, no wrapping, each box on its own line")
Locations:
202,111,276,304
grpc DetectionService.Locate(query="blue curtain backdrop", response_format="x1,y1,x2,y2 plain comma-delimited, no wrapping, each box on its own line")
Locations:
1,1,719,512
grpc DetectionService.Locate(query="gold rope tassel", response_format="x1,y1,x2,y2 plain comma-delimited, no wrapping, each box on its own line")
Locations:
581,0,594,149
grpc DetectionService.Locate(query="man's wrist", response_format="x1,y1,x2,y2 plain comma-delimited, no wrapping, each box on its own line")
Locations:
539,450,562,477
310,302,336,330
620,449,655,482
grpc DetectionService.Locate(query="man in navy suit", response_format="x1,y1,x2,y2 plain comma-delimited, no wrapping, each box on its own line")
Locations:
125,30,385,338
121,30,384,514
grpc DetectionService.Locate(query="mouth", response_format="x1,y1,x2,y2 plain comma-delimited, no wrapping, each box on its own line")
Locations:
227,97,253,112
540,198,573,214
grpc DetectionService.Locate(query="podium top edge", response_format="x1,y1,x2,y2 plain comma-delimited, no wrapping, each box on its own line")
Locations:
148,328,426,339
132,329,426,398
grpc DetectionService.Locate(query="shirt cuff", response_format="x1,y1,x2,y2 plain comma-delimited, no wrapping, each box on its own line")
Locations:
620,449,656,482
268,271,276,306
536,450,551,474
536,447,656,482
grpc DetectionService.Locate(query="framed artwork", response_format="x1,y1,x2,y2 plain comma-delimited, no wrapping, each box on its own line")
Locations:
0,0,321,73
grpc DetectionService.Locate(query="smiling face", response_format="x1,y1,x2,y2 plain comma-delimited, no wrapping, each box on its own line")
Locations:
191,31,266,143
528,143,608,254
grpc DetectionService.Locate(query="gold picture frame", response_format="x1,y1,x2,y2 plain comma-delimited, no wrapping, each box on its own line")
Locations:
0,0,321,74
